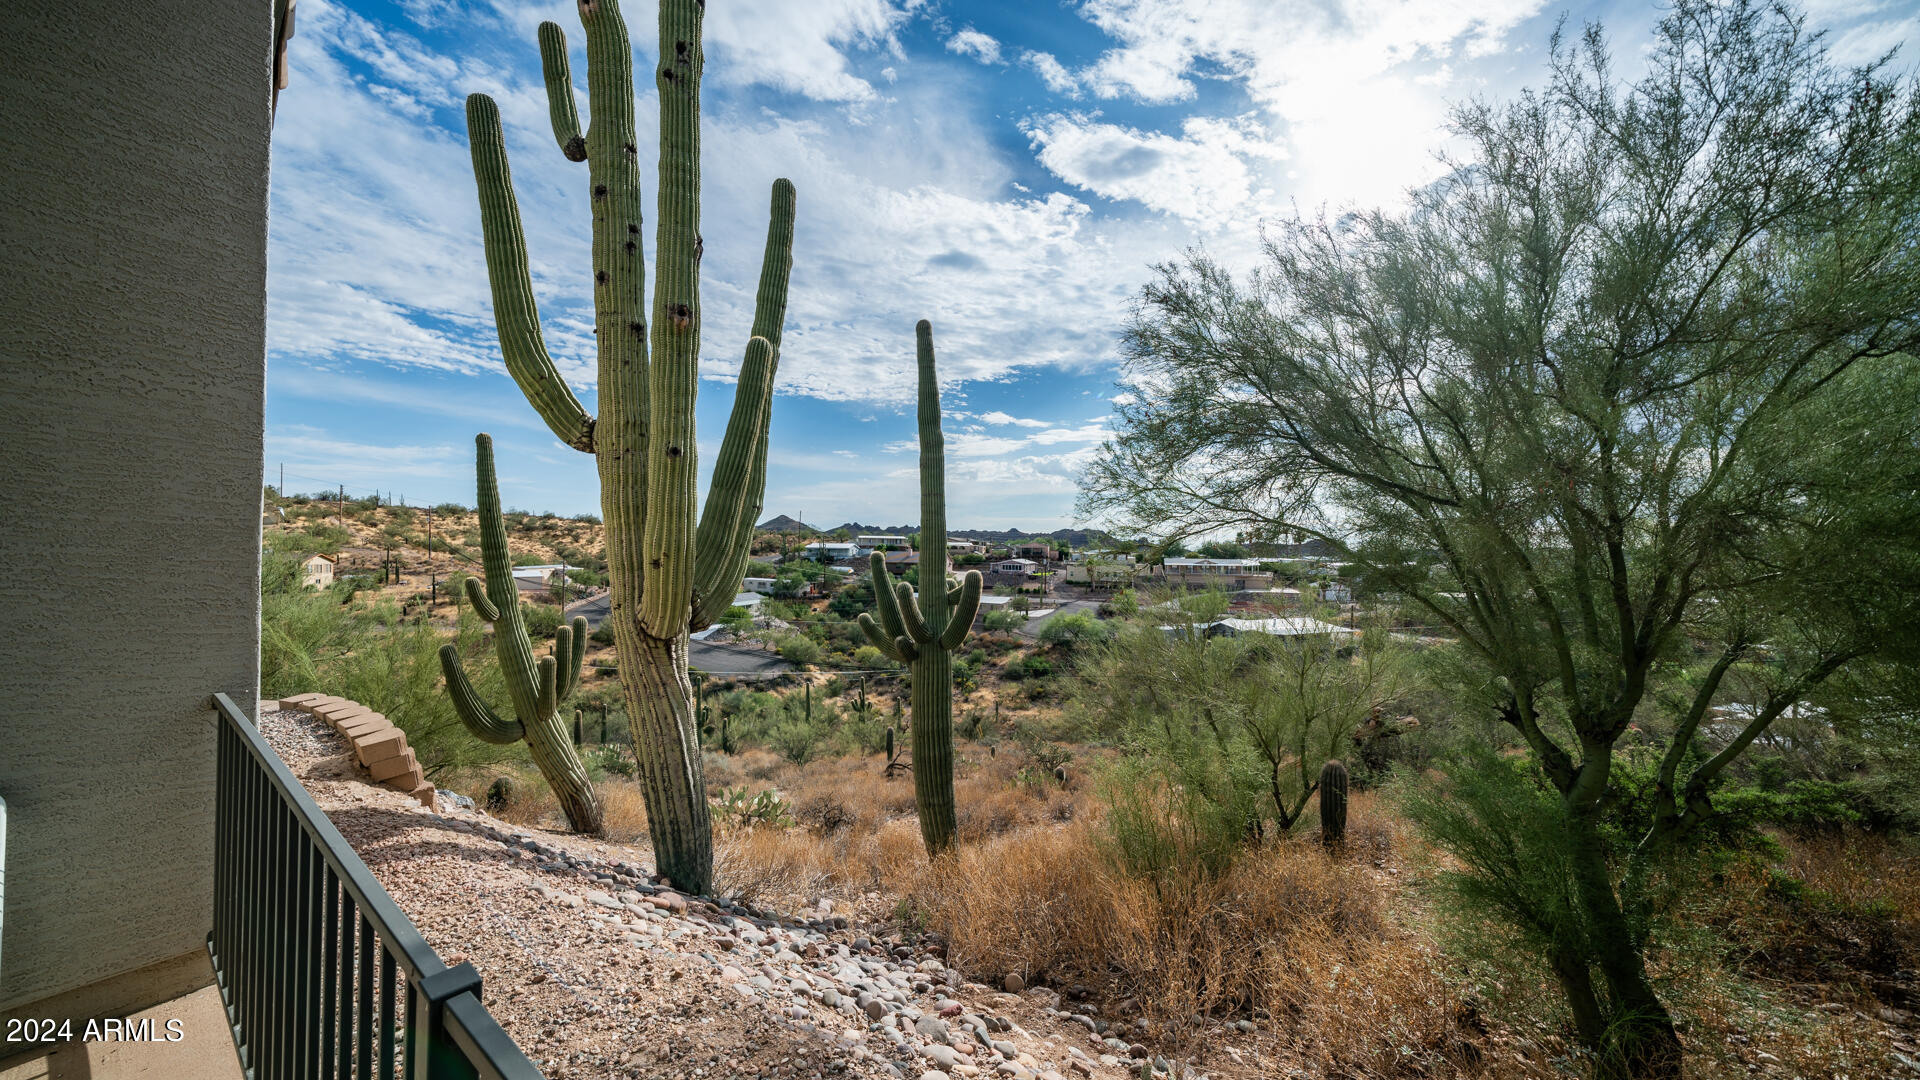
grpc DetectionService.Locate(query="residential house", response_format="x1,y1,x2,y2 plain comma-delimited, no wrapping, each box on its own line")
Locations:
511,562,577,591
1010,542,1055,562
1159,617,1358,643
742,576,777,595
992,557,1040,576
856,534,910,555
884,549,948,574
301,551,336,589
944,539,976,553
802,540,859,562
1156,557,1274,591
1063,550,1138,586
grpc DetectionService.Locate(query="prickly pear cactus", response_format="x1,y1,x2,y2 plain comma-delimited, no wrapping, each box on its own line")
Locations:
858,321,983,855
440,434,602,834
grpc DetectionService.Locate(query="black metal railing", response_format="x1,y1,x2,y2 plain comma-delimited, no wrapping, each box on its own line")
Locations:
209,692,543,1080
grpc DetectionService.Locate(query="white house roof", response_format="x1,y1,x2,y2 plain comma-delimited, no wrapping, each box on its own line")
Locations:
732,592,764,608
1158,617,1357,638
995,558,1039,567
1163,558,1268,570
977,595,1016,606
511,563,577,579
1219,617,1356,636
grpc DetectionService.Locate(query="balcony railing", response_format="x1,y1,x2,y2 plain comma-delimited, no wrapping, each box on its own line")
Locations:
208,692,543,1080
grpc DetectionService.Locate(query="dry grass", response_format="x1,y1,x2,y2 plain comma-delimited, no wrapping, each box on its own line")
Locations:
450,751,1919,1079
898,814,1503,1075
598,780,650,843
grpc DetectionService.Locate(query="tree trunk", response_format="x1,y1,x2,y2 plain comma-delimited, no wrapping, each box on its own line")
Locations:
622,630,712,894
1567,811,1684,1079
1547,945,1608,1059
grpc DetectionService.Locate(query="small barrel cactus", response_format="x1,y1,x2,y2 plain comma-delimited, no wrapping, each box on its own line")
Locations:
1319,759,1349,848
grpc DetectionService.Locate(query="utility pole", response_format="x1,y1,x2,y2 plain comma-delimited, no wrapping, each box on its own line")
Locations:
337,484,344,529
426,505,435,605
278,463,284,497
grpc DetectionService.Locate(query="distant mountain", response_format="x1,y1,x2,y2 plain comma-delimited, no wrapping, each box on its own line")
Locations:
755,514,815,533
792,522,1115,548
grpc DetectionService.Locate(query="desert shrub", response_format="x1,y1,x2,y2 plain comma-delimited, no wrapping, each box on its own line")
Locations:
1100,753,1252,882
982,610,1024,633
778,634,823,669
521,603,562,639
1037,613,1111,649
1003,653,1052,681
767,716,824,765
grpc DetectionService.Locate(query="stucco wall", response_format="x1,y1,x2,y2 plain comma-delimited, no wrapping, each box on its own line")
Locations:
0,0,270,1013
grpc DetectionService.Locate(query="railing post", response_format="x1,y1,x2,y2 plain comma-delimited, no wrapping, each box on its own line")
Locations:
206,694,542,1080
410,963,483,1080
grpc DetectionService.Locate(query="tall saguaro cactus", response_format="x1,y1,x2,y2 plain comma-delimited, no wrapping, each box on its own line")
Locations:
858,321,984,856
464,0,796,893
439,434,602,834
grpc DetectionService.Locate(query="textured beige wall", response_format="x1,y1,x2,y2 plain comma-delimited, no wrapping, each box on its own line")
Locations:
0,0,271,1012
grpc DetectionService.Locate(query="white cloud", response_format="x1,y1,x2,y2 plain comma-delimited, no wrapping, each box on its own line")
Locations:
946,28,1003,65
979,411,1050,427
1022,50,1081,96
700,0,911,103
1021,113,1285,228
268,425,465,484
1053,0,1549,211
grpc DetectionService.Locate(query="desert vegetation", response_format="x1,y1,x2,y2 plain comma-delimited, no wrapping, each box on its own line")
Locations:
259,0,1920,1077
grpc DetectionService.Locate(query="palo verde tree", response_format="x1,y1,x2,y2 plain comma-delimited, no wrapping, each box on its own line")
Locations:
858,321,984,856
1081,3,1920,1074
463,0,796,893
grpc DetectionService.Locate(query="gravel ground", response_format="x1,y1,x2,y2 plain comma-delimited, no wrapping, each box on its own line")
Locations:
259,706,1221,1080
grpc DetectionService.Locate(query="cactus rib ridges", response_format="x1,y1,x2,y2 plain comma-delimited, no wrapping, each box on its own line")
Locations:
464,0,798,893
537,22,587,161
438,434,602,834
465,96,595,452
1320,759,1350,848
863,320,982,856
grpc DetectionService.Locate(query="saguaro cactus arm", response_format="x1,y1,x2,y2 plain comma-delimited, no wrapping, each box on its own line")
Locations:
690,178,798,629
939,572,983,650
537,22,587,161
555,617,587,700
689,335,776,629
464,575,499,622
438,645,526,744
465,96,596,452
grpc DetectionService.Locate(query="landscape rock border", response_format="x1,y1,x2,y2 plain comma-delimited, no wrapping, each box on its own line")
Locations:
272,694,436,806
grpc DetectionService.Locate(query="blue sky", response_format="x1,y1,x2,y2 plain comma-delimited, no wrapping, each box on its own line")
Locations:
265,0,1915,530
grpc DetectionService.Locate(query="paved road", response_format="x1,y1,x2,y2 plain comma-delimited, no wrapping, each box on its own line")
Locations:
1017,598,1104,639
564,592,612,629
566,593,792,675
688,641,793,676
